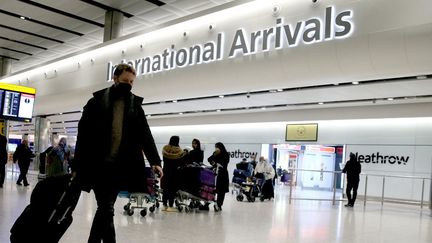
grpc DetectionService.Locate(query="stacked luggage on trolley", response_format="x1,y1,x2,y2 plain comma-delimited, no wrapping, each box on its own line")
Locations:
175,164,217,212
120,167,161,217
232,160,264,202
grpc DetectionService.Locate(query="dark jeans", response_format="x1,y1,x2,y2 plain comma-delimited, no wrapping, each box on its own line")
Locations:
162,188,176,207
88,184,119,243
0,163,5,186
17,162,29,185
346,180,359,205
216,192,226,207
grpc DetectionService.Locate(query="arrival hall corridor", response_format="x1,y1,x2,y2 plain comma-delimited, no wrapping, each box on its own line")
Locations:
0,173,431,243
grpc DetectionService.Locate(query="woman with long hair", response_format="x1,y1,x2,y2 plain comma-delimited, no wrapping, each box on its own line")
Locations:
207,142,230,211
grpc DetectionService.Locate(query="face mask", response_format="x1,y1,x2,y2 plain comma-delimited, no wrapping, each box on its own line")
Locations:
116,83,132,96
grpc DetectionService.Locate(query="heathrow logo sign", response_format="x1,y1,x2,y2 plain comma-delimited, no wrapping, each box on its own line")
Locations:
354,152,410,165
106,6,354,81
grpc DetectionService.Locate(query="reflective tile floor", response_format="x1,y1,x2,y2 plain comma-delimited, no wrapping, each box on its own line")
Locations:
1,172,431,243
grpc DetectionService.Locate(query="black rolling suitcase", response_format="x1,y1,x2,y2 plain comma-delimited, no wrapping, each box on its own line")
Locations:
10,174,81,243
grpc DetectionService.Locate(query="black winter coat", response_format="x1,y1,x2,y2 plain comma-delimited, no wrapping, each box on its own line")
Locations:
0,135,7,165
342,159,361,182
73,86,161,192
13,143,34,167
208,151,230,193
187,149,204,164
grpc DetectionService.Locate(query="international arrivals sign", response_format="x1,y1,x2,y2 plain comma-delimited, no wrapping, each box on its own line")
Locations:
106,6,354,80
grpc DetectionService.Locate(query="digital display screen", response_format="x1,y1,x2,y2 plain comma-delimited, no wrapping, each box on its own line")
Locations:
0,84,36,122
18,93,35,119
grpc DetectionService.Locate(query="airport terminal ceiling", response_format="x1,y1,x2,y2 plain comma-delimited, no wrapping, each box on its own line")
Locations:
0,0,431,135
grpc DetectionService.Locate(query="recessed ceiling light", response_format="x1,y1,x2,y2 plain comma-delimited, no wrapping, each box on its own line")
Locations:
352,81,359,85
416,75,427,80
387,98,394,101
216,109,221,112
219,95,224,98
20,16,26,20
318,102,324,105
277,89,283,92
172,100,177,103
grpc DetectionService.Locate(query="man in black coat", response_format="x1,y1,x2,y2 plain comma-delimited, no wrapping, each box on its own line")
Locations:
342,152,361,207
0,133,7,188
73,63,163,243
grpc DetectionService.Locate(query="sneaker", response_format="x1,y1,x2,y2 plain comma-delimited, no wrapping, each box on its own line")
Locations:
344,203,353,207
0,184,3,188
16,182,22,186
24,183,30,187
166,207,178,212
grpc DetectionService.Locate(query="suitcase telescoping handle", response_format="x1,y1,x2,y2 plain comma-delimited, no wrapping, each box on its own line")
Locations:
47,180,78,224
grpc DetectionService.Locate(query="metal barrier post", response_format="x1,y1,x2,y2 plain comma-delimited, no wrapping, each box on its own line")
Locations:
381,176,385,206
332,172,337,205
364,175,368,206
421,178,425,209
289,176,293,204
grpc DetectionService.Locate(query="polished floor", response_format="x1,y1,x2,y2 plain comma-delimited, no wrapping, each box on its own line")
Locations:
1,171,431,243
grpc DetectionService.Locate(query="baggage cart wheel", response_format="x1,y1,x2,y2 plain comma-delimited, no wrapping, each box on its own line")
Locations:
149,205,155,213
177,206,183,212
155,201,160,208
127,209,134,216
236,195,244,202
175,200,180,207
140,209,147,217
124,203,131,211
213,205,220,212
185,207,191,213
260,196,265,202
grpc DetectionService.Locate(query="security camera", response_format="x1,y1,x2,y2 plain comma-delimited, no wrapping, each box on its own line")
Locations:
209,24,214,30
312,0,318,3
246,93,251,98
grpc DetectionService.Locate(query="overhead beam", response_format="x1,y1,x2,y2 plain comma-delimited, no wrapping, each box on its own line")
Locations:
0,46,32,56
0,36,47,50
0,9,83,36
0,24,64,43
80,0,134,18
17,0,104,28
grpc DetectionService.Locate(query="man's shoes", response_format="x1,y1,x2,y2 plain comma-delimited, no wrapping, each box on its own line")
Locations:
344,203,353,207
16,182,22,186
199,204,210,211
0,184,3,188
24,183,30,187
213,205,222,212
166,207,178,212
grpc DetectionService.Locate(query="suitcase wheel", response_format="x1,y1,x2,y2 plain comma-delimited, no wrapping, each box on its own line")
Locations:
140,209,147,217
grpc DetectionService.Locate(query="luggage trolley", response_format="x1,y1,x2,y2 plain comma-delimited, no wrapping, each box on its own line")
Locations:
120,167,161,217
175,165,217,213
